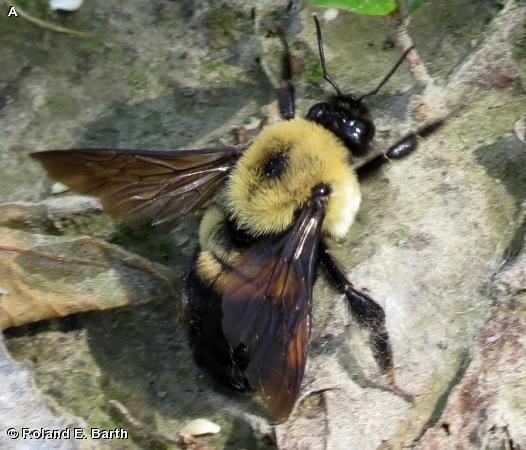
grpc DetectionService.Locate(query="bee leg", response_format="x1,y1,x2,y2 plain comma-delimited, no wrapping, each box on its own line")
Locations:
277,33,295,120
356,118,445,181
318,242,411,401
318,243,393,371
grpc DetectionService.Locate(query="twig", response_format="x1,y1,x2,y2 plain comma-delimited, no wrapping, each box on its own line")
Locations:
107,400,214,450
7,1,98,38
382,7,434,88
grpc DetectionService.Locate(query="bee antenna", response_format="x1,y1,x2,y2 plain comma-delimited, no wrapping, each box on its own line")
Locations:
358,45,415,102
313,15,344,99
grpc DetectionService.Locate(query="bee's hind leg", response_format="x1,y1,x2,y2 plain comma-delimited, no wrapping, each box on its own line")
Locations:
318,242,412,402
318,242,393,373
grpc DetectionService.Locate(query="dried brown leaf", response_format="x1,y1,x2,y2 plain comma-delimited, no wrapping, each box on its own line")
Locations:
0,227,177,330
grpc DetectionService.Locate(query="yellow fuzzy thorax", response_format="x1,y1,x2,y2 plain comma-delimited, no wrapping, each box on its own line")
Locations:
225,119,361,239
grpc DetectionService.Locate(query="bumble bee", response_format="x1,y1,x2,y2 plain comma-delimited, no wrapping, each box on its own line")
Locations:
31,16,444,420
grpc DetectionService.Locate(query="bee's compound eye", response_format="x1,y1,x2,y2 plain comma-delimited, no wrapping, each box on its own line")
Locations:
312,183,331,198
263,152,289,179
306,103,327,120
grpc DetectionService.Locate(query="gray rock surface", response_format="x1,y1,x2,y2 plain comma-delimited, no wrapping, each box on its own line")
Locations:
1,0,525,449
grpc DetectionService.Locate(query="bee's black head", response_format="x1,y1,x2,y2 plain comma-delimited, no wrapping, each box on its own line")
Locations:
306,95,375,157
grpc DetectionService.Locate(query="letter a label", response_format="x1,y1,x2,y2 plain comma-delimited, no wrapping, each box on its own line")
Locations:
8,6,19,17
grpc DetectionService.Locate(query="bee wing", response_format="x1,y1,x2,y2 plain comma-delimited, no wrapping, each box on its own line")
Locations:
222,198,326,419
31,147,243,226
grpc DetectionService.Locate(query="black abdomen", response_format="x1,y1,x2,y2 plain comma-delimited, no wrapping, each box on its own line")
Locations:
183,249,252,391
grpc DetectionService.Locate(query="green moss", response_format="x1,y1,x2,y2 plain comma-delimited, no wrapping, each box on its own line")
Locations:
483,1,505,24
208,6,242,47
46,91,72,114
80,38,107,54
289,40,302,52
15,0,49,16
109,222,175,264
110,222,150,246
304,51,324,82
201,60,238,86
60,214,116,239
0,14,25,35
131,110,162,138
512,25,526,61
203,61,224,72
126,70,148,91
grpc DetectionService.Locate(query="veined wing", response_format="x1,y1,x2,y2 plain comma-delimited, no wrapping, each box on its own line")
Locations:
31,147,243,226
